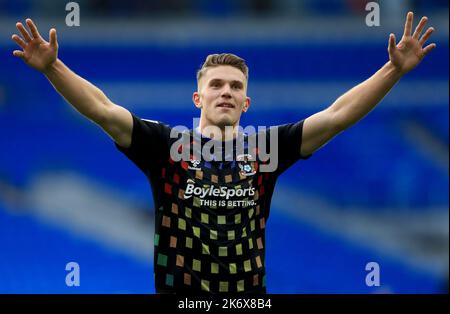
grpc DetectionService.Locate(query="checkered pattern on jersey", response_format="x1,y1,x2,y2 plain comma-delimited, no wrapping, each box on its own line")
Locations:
154,134,271,293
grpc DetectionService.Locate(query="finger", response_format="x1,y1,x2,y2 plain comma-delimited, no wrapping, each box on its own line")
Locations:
388,33,396,54
403,11,413,37
13,50,25,59
412,16,428,40
49,28,58,47
26,18,41,39
422,43,436,57
419,27,434,46
16,22,32,42
11,34,27,49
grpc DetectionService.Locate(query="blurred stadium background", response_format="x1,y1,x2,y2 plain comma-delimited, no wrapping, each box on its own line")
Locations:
0,0,448,293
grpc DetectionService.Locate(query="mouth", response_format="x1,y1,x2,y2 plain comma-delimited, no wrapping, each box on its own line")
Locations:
216,102,235,109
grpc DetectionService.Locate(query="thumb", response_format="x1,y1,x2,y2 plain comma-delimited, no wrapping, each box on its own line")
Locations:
49,28,58,48
388,33,396,54
13,50,25,60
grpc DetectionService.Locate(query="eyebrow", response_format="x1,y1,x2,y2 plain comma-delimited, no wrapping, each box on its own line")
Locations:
208,78,244,87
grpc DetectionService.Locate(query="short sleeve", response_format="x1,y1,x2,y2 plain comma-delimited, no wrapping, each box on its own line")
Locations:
115,113,171,174
265,120,312,176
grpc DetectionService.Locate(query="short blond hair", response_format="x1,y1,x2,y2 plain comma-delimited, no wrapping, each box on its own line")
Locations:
197,53,249,83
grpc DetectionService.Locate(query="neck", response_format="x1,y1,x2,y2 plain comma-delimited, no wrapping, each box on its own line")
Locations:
198,121,240,142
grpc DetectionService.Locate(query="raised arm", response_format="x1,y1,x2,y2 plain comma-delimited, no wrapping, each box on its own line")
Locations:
11,18,133,148
300,12,436,157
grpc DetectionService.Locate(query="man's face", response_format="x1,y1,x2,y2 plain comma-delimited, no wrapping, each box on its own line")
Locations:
193,65,250,129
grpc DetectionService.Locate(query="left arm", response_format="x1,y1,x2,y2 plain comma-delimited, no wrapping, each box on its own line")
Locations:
301,12,436,157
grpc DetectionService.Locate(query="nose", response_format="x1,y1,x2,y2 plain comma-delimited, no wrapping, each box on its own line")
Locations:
221,84,232,98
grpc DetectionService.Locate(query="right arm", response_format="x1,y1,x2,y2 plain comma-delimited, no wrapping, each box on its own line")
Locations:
44,59,133,148
12,18,133,148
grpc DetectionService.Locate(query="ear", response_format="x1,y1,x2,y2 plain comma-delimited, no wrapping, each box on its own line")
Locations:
242,97,251,113
192,91,202,109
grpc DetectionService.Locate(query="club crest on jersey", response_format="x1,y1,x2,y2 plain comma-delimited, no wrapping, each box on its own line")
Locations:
237,154,256,176
188,159,201,171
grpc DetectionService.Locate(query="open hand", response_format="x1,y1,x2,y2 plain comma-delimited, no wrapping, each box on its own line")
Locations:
388,12,436,75
12,19,58,73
